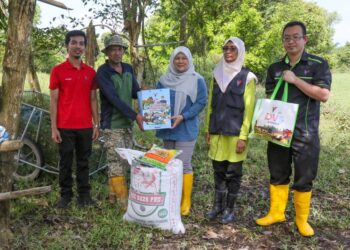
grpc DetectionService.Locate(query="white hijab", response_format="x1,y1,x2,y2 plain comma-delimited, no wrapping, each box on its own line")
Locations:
213,37,246,93
160,46,198,116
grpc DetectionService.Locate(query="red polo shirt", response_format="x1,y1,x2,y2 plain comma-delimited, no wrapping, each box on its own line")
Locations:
49,59,97,129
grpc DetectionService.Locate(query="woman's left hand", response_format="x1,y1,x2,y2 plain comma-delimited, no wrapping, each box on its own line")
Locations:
171,115,184,128
236,139,246,154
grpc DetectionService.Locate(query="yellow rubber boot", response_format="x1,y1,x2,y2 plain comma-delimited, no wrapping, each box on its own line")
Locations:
181,173,193,216
108,178,117,204
294,191,314,237
110,176,128,208
256,184,289,226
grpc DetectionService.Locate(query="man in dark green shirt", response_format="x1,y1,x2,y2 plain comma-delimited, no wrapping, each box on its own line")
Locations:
255,21,331,237
96,35,144,207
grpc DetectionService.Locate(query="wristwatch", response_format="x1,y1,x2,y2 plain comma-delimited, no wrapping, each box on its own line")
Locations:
94,124,99,129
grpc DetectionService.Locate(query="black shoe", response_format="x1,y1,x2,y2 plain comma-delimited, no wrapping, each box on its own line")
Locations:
77,195,96,208
56,196,72,209
206,205,224,220
221,192,237,224
207,190,225,220
221,208,235,224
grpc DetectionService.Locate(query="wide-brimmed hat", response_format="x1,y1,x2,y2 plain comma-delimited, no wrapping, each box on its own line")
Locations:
101,35,128,53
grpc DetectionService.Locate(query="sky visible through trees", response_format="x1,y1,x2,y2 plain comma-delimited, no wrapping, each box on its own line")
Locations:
37,0,350,46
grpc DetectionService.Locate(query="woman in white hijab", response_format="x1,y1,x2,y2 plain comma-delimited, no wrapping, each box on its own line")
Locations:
156,46,208,216
205,37,257,223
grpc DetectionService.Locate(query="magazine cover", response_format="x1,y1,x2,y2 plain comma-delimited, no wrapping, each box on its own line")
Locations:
137,89,171,130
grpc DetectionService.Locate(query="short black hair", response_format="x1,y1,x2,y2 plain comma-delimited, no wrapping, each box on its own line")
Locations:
282,21,307,36
65,30,87,46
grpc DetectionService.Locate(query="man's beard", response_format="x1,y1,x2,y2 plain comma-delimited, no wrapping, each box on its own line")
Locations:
73,55,81,59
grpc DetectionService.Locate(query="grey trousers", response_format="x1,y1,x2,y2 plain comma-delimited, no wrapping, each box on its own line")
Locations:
163,140,196,174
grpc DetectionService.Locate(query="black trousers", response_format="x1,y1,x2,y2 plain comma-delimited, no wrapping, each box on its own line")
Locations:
212,160,243,195
58,128,92,197
267,133,320,192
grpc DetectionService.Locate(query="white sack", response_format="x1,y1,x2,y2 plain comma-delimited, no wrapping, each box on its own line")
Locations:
115,148,185,234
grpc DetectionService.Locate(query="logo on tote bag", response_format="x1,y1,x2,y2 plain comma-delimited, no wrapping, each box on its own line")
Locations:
249,78,299,147
264,106,285,124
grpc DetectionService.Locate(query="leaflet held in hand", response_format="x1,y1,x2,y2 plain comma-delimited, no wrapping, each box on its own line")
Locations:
137,89,171,130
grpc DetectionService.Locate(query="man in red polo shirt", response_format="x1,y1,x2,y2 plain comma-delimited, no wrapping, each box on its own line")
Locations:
50,30,99,208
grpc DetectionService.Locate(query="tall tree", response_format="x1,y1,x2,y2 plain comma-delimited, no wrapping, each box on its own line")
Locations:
261,0,337,69
0,0,8,61
145,0,337,81
82,0,157,83
85,21,99,68
27,50,41,91
333,42,350,70
0,0,36,246
121,0,146,83
1,2,67,90
31,26,67,73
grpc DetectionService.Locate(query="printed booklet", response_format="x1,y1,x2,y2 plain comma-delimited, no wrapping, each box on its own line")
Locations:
137,89,171,130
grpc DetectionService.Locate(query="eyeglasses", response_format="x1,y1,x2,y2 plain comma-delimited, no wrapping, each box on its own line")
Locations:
222,46,238,52
282,35,304,43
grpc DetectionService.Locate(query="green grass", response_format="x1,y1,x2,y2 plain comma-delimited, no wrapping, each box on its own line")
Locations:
24,72,51,93
327,73,350,110
0,72,51,93
8,72,350,249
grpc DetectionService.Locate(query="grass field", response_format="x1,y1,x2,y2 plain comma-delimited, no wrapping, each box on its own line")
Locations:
8,73,350,249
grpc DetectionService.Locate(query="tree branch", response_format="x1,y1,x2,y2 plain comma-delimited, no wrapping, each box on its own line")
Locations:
0,186,52,201
37,0,72,10
0,0,8,18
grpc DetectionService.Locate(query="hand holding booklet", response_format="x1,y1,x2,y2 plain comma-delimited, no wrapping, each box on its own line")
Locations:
137,88,171,130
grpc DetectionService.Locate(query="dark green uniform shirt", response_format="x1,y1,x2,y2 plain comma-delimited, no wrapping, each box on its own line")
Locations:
97,61,140,129
265,51,331,136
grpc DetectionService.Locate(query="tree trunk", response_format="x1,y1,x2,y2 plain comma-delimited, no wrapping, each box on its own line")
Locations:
179,13,187,45
27,50,41,92
121,0,145,85
130,45,144,85
0,0,36,246
85,21,98,68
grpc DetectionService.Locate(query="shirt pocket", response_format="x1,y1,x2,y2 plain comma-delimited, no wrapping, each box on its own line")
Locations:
226,87,244,110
